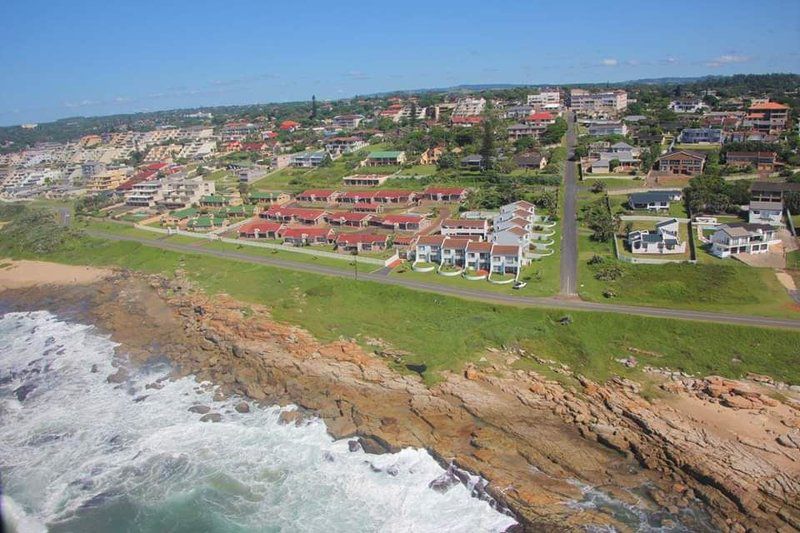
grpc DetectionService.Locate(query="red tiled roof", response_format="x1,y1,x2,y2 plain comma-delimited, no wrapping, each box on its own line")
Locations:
336,233,388,245
749,102,789,110
492,245,521,255
379,214,423,225
451,116,484,124
415,235,446,246
374,190,413,199
442,218,486,228
266,206,327,219
442,237,471,249
466,241,493,252
499,226,527,236
238,220,283,234
327,212,371,222
339,190,378,200
279,120,301,130
297,189,336,199
527,112,554,121
280,227,333,239
393,235,415,245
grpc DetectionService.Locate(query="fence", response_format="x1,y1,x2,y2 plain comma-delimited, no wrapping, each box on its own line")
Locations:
787,208,797,237
134,224,386,266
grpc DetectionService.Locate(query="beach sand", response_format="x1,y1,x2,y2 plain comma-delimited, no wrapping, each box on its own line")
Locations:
0,259,111,290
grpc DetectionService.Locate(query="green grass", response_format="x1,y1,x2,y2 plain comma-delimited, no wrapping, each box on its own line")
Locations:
400,164,437,175
673,144,721,151
6,234,800,385
581,177,644,189
786,250,800,270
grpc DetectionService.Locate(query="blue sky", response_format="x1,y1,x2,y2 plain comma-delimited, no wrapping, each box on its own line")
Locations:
1,0,798,126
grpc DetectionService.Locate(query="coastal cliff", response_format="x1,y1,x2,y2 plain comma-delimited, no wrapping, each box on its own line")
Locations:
2,267,799,532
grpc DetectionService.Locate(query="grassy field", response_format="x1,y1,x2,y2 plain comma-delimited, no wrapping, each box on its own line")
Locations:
580,177,645,189
576,192,797,318
4,233,799,385
606,195,690,219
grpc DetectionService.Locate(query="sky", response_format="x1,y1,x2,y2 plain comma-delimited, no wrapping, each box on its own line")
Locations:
1,0,799,126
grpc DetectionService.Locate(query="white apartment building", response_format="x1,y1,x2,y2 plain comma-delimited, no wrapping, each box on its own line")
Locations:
157,176,216,209
527,89,561,110
569,89,628,113
452,97,486,117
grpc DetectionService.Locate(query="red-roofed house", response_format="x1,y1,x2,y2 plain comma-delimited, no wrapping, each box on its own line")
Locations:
373,190,416,204
296,189,339,203
744,101,789,134
422,187,469,202
466,241,494,271
491,245,524,276
451,116,484,126
351,202,384,213
238,220,283,239
524,112,555,126
326,212,373,227
261,206,328,225
280,227,334,246
414,235,446,263
336,190,378,204
335,232,390,252
375,214,427,231
279,120,301,132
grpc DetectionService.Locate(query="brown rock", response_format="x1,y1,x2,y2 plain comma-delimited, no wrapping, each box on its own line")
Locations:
235,401,250,413
188,404,211,414
200,413,221,423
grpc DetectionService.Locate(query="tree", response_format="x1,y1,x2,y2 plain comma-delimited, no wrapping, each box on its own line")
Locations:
311,95,318,119
409,102,418,128
479,119,495,170
437,153,457,170
608,158,621,172
537,190,558,215
784,191,800,213
590,181,606,194
237,181,250,196
514,136,535,152
583,198,615,242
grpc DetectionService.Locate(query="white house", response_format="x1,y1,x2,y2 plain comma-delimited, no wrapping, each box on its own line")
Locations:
627,218,686,255
710,223,778,258
747,201,783,226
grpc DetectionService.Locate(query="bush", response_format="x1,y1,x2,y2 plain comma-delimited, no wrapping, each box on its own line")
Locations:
594,264,624,281
0,206,83,256
587,254,605,265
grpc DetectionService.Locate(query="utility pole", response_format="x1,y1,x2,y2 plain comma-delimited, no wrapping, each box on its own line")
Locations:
351,249,359,280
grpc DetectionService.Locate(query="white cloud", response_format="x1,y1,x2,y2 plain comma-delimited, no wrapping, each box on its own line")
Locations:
600,58,618,67
705,54,751,67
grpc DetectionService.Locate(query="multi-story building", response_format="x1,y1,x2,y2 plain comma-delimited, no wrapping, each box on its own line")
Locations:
656,150,706,175
157,176,216,209
678,128,722,144
332,114,365,130
710,223,778,258
325,136,368,156
526,88,561,111
290,151,328,168
587,121,627,136
668,99,708,114
743,101,790,134
725,151,777,171
569,89,628,113
627,218,686,255
452,97,486,118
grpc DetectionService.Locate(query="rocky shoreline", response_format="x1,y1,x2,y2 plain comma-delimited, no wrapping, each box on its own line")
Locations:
2,270,799,532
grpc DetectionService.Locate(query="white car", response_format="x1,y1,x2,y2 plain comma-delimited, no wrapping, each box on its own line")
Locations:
512,281,527,290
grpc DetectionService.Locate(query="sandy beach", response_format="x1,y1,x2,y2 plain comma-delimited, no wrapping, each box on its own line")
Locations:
0,259,111,291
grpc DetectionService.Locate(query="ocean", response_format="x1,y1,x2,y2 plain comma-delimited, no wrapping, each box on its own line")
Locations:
0,310,517,533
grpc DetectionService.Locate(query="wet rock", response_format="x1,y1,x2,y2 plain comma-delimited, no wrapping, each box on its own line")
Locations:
145,382,164,390
386,465,399,476
278,410,302,425
234,401,250,413
14,383,36,401
348,440,362,452
776,431,800,449
188,404,211,414
133,395,148,403
323,451,335,462
429,469,460,493
90,364,99,373
200,413,222,423
106,368,128,384
358,436,390,455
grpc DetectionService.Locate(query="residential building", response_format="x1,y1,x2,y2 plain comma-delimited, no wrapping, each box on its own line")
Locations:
247,192,289,206
87,167,132,193
237,167,268,183
342,174,390,187
748,201,783,226
262,206,328,225
281,227,334,246
238,220,283,239
627,218,686,255
325,136,368,156
710,223,778,258
365,151,406,166
678,128,722,144
460,154,485,171
158,176,216,209
290,151,328,168
668,99,708,113
335,233,390,253
750,181,800,203
465,241,494,271
507,123,542,140
422,186,469,202
452,97,486,118
332,114,365,130
656,150,706,175
441,218,490,240
627,190,682,211
296,189,339,203
419,146,444,165
743,101,790,134
587,121,627,136
514,152,548,170
490,245,524,275
504,105,533,119
527,88,561,110
414,235,446,263
441,237,471,267
375,214,427,231
125,180,165,207
725,151,777,171
569,89,628,113
326,212,373,227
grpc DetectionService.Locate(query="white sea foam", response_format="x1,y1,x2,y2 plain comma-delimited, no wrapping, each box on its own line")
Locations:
0,311,517,532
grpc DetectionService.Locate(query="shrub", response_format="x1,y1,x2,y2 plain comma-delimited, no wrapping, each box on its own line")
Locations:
594,264,624,281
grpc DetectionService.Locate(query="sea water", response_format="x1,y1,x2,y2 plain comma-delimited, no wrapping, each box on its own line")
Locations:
0,311,517,533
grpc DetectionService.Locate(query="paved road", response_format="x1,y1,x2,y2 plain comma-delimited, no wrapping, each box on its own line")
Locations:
560,112,579,296
86,230,800,331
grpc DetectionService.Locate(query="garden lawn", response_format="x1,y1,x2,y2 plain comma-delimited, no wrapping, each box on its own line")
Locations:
4,234,799,386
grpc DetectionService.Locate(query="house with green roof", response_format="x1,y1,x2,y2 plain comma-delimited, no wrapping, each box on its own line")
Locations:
187,215,226,231
366,150,406,167
199,195,230,207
